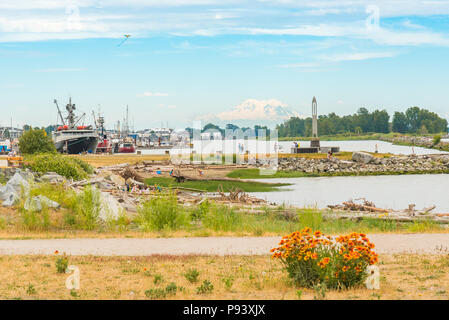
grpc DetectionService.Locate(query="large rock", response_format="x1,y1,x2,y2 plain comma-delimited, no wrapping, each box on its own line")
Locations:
24,195,61,212
352,152,374,164
0,172,30,207
338,160,353,169
41,172,66,184
99,191,123,220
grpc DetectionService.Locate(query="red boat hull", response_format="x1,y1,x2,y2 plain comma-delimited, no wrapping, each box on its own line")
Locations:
118,147,135,153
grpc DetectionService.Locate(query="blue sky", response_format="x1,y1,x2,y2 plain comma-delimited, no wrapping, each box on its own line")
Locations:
1,0,449,130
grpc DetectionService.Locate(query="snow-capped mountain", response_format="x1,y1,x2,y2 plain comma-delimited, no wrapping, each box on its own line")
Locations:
199,99,302,127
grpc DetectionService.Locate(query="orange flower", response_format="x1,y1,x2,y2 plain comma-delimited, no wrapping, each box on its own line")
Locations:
54,250,59,255
342,266,350,272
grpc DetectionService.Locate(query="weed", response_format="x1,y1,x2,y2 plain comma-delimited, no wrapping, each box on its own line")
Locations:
153,274,164,285
370,293,381,300
122,268,140,274
222,276,234,291
296,289,303,300
196,280,214,295
70,290,79,298
26,284,36,295
165,282,184,295
55,253,69,274
184,268,200,283
313,282,328,300
145,288,167,299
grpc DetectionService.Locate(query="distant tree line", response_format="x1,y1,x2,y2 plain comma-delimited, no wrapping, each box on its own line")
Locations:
276,107,447,137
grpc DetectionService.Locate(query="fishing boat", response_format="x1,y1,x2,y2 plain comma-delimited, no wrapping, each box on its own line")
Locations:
52,98,98,154
118,138,136,153
93,113,113,153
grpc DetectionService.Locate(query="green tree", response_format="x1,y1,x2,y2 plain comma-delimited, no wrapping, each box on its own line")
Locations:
405,107,421,133
18,128,56,154
392,112,408,133
3,129,10,139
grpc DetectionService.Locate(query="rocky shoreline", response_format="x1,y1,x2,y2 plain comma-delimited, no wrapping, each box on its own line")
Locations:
274,152,449,174
381,135,449,152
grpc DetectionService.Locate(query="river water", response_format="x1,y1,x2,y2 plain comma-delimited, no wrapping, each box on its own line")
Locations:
250,174,449,212
140,139,447,156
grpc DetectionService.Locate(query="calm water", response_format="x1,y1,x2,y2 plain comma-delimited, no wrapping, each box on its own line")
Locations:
250,174,449,212
140,140,447,156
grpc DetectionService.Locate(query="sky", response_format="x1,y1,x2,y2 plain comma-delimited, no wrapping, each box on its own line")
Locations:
1,0,449,130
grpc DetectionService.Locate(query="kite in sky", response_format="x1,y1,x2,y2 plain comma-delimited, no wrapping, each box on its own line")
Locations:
117,35,131,47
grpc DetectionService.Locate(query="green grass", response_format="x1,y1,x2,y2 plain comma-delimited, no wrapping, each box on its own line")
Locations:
134,197,445,235
144,177,290,192
6,182,447,237
227,168,449,179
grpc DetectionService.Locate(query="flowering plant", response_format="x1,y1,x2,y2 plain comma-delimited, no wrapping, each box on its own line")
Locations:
271,228,378,289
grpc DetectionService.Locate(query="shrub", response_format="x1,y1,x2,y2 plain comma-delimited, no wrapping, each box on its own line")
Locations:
136,194,188,231
271,228,378,290
184,268,200,283
19,128,56,155
71,157,94,174
25,154,91,180
196,280,214,294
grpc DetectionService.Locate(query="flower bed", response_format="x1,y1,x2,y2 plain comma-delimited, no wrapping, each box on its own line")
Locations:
271,228,378,289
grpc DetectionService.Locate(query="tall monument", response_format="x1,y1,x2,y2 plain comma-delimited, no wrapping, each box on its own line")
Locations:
310,96,320,148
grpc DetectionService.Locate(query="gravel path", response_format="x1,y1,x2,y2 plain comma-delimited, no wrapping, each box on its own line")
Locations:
0,234,448,256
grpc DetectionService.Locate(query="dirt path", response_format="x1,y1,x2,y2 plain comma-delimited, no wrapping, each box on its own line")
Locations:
0,234,449,256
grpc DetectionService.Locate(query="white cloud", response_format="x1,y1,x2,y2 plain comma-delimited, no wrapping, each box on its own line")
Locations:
1,0,449,48
322,51,397,62
137,92,169,97
402,19,425,30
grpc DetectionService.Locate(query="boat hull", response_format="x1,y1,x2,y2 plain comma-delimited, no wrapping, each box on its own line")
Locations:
118,147,135,153
54,136,98,154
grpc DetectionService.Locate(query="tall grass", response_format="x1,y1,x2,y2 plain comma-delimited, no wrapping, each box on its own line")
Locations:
136,193,189,231
72,185,102,230
20,183,102,230
201,204,242,232
11,182,447,235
